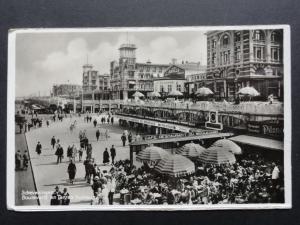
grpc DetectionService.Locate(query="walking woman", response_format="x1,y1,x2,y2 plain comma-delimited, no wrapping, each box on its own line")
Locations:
67,160,76,184
36,141,42,155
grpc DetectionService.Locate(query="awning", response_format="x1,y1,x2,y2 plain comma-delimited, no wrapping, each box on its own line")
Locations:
128,81,136,84
229,135,283,151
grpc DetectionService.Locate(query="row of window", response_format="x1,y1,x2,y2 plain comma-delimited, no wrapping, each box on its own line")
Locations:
138,66,164,73
210,30,281,49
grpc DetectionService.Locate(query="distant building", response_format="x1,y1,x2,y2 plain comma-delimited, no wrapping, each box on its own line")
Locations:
82,63,111,112
206,29,283,100
52,84,82,98
110,44,169,100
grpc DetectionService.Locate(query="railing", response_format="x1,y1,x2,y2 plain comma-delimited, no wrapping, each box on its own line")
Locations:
120,100,283,116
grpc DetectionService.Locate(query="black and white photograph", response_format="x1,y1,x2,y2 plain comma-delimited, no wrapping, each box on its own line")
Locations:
7,26,291,210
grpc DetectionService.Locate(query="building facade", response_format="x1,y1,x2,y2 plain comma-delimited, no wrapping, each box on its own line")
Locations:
110,44,170,100
82,63,111,112
206,29,283,100
52,84,82,97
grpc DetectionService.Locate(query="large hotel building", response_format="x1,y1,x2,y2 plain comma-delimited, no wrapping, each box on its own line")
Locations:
206,29,283,100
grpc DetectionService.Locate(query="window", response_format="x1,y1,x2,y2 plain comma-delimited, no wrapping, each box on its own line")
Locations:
177,84,181,91
235,46,241,61
159,67,162,72
212,40,216,48
222,35,229,46
271,48,280,61
212,52,216,65
167,84,172,92
146,67,150,72
235,32,241,42
254,30,265,41
271,31,280,42
160,85,164,92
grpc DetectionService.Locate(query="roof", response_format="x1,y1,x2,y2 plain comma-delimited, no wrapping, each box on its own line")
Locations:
229,135,283,151
130,132,234,146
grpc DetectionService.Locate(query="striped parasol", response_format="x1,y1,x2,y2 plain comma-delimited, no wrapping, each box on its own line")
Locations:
132,91,144,98
213,139,242,155
237,86,260,96
168,90,183,97
176,142,206,159
154,154,195,177
148,91,161,98
136,146,169,165
198,145,236,165
195,87,214,96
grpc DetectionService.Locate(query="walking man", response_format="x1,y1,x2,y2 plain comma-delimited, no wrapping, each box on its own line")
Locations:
51,136,56,149
93,119,97,128
110,145,116,165
103,148,110,165
96,129,100,141
121,133,127,147
55,144,64,164
35,141,42,155
15,150,22,170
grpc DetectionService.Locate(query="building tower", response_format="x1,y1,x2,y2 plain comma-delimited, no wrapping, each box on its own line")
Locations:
118,43,137,100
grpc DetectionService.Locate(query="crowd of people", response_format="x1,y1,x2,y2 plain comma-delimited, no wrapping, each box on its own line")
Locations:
86,151,284,205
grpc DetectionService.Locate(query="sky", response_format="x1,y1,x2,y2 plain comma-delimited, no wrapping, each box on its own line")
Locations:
15,29,207,97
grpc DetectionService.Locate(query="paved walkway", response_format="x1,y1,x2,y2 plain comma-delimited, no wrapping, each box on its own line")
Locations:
25,114,136,205
15,131,39,206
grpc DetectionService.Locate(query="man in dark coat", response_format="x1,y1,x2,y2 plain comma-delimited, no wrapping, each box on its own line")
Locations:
121,133,127,147
23,150,29,170
15,150,22,170
55,144,64,164
67,160,76,184
51,136,56,149
36,141,42,155
61,188,70,205
128,132,133,144
50,186,62,205
110,145,116,165
103,148,110,164
111,117,114,125
93,119,97,127
96,129,100,141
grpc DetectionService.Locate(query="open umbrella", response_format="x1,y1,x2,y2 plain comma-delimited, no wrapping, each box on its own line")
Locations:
237,86,260,96
198,145,236,165
136,146,169,165
168,90,183,97
148,91,161,98
176,142,206,159
195,87,214,96
132,91,144,98
154,154,195,177
212,139,242,155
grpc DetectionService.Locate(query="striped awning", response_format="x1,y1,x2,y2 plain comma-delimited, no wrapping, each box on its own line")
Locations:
136,146,169,165
198,145,236,165
154,154,195,177
212,139,242,155
176,142,206,159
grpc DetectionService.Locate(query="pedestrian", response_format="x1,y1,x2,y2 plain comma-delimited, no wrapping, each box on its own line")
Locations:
15,150,22,170
61,188,70,205
121,133,127,147
110,145,116,165
67,145,73,162
85,159,94,184
272,162,280,187
93,119,97,128
84,137,89,150
101,184,109,205
51,136,56,149
111,117,114,125
107,117,110,124
96,129,100,141
91,176,102,197
107,177,116,205
86,144,93,160
55,144,64,164
23,150,29,170
19,123,23,134
67,159,76,184
35,141,42,155
128,132,133,144
46,120,50,127
79,142,84,162
103,148,110,164
50,186,62,205
105,129,109,140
